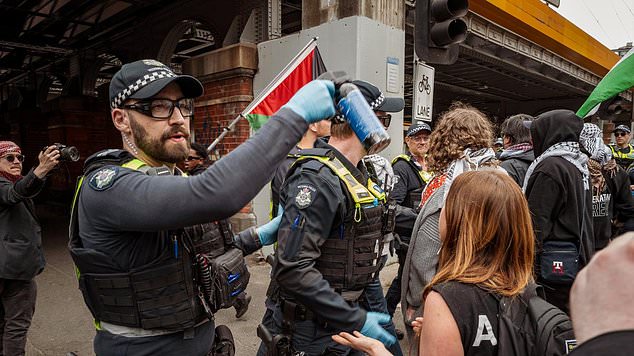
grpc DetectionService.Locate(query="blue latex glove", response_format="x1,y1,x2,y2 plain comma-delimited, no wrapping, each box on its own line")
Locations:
257,215,282,246
360,312,396,346
282,80,335,123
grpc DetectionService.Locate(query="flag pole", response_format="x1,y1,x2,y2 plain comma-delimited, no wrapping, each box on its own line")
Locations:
206,37,319,154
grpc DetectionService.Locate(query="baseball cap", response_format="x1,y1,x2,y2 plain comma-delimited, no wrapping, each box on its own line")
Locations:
406,122,432,137
494,137,504,146
109,59,203,109
351,80,405,113
614,124,631,134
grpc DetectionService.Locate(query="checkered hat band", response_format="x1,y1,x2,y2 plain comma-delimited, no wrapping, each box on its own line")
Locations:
369,94,384,110
111,70,177,108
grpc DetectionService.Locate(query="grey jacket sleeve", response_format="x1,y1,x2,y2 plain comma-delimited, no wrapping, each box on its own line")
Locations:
401,187,443,313
0,169,45,206
82,108,308,231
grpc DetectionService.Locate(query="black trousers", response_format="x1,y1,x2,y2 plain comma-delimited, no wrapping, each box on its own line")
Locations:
0,279,37,356
93,320,214,356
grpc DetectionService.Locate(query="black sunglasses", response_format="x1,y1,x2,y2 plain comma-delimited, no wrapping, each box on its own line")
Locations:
3,154,25,163
377,114,392,128
123,98,194,119
185,156,203,161
615,132,629,137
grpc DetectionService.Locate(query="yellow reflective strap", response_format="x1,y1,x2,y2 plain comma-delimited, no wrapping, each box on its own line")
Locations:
94,320,101,330
421,170,433,183
121,158,146,170
293,155,377,205
366,178,386,203
391,154,410,165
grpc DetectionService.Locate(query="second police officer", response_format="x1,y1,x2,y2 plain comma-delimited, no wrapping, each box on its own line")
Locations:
68,59,337,356
257,81,397,355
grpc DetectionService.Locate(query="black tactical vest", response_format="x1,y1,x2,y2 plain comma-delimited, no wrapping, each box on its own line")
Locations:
290,149,387,295
392,154,430,209
68,150,211,331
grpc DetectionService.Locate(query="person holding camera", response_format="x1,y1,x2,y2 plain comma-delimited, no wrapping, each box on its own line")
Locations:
68,59,336,356
0,141,59,356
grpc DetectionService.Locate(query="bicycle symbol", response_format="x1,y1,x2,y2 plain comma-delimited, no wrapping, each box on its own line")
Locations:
418,75,431,95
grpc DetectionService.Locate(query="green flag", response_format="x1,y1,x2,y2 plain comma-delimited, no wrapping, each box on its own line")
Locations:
577,48,634,118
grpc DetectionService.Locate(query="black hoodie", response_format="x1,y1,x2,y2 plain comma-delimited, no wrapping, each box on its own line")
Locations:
524,110,594,267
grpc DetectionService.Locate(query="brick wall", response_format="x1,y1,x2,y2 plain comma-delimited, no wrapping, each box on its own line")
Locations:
191,68,256,215
192,72,254,158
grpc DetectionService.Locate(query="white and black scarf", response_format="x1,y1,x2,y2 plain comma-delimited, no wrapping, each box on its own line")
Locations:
522,141,589,192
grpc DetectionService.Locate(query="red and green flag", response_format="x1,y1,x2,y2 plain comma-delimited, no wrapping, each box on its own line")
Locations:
244,41,326,130
577,48,634,118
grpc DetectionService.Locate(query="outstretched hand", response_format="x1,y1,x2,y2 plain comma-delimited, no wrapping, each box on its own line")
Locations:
332,331,392,356
282,80,335,123
33,145,60,178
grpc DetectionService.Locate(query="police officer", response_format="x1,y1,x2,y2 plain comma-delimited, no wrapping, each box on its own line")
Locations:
610,124,634,170
270,120,331,219
68,59,336,356
384,123,432,319
257,108,396,355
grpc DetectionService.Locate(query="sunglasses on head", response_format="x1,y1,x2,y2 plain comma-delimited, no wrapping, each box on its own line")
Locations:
615,132,629,137
2,154,25,163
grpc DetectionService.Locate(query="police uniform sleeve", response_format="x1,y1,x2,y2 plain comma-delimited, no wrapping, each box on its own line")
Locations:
273,168,367,332
232,227,261,255
391,160,411,205
81,108,308,231
392,161,418,239
612,169,634,231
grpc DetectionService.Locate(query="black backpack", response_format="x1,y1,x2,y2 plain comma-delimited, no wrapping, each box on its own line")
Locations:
496,284,577,355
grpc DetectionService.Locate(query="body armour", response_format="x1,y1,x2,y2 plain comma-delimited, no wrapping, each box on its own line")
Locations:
68,150,244,331
392,154,431,209
290,150,388,294
610,144,634,169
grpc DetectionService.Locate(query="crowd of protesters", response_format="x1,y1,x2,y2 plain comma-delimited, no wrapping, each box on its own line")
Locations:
331,103,634,355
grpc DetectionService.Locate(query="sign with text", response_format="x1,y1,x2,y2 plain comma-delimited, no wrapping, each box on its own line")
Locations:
413,61,435,122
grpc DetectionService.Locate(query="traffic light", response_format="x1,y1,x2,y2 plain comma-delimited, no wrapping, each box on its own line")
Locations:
415,0,469,65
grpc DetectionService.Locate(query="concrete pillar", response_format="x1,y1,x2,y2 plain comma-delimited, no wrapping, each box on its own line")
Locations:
303,0,405,30
252,0,406,241
183,43,259,230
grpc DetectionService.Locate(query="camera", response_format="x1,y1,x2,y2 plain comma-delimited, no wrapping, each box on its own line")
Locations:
44,143,80,162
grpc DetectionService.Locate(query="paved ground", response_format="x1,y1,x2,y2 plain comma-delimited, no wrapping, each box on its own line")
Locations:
25,208,411,355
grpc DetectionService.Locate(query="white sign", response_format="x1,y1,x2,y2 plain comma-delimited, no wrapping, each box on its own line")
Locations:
386,57,399,93
413,61,435,122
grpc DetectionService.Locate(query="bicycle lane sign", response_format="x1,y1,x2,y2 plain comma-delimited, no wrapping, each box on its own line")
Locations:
414,60,435,122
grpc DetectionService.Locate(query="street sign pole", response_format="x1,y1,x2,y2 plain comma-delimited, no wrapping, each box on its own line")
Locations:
413,57,435,123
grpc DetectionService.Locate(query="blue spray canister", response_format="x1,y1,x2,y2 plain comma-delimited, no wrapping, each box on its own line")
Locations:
337,83,391,154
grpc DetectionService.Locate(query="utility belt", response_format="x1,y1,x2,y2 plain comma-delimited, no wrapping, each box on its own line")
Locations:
277,287,363,324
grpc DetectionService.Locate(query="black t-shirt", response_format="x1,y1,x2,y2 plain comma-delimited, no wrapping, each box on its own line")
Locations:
433,282,500,356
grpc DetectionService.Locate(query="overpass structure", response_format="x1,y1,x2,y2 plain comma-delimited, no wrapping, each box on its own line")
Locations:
403,0,627,124
0,0,629,196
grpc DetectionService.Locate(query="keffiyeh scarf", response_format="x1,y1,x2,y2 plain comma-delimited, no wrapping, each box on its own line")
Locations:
419,148,499,208
522,141,589,192
499,143,533,160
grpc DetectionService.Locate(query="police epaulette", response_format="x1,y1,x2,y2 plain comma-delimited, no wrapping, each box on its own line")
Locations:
300,159,326,172
82,149,135,175
297,148,332,158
